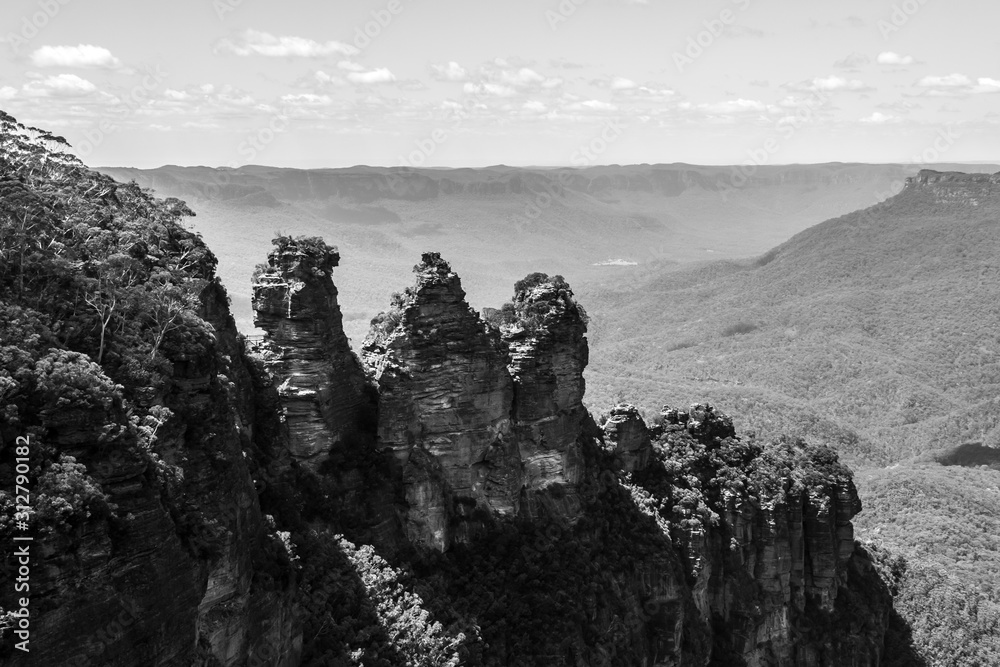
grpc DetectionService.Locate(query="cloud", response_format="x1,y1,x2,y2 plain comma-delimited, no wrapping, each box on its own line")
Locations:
793,75,873,92
877,51,915,66
215,29,357,57
163,89,190,100
313,70,345,85
431,61,469,82
337,60,366,72
346,68,395,84
610,77,637,90
0,86,17,100
833,53,870,69
917,73,971,88
23,73,97,97
579,99,617,111
976,77,1000,93
699,98,769,114
499,67,546,86
913,73,999,95
30,44,122,69
749,79,769,87
859,111,899,124
523,100,546,113
281,93,334,105
463,82,517,97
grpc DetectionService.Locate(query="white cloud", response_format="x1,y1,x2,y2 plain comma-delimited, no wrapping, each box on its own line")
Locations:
688,98,770,114
216,29,357,57
182,121,221,130
859,111,899,124
917,73,971,88
523,100,546,112
463,82,517,97
281,93,334,105
30,44,122,69
611,77,637,90
346,68,395,84
877,51,914,66
802,75,871,92
499,67,545,86
23,74,97,97
563,99,617,112
430,61,468,82
974,77,1000,93
164,89,190,100
337,60,365,72
0,86,17,100
312,70,347,86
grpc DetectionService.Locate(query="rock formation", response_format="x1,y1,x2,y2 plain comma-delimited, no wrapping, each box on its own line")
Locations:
1,115,904,667
251,236,369,469
603,403,653,472
362,253,520,550
498,273,590,519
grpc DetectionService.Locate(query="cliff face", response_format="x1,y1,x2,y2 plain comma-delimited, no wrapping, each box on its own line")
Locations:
361,253,520,550
351,254,891,664
5,276,300,667
251,238,369,469
498,275,590,519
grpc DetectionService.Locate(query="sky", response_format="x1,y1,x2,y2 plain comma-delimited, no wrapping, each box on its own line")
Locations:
1,0,998,168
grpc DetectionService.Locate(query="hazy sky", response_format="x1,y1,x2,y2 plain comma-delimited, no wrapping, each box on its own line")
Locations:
1,0,998,168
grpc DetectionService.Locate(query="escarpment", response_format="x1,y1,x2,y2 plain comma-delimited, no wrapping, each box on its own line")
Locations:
0,116,909,666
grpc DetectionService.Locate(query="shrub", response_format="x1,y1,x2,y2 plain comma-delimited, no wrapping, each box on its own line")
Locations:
721,322,758,337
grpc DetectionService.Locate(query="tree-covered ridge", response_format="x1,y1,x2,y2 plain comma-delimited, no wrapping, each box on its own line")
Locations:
0,111,232,646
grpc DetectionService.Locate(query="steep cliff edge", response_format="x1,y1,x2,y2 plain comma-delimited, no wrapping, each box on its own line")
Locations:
0,113,300,666
251,236,369,469
495,273,590,520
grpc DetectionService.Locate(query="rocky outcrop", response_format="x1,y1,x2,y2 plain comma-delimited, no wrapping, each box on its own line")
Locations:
640,405,885,666
362,253,520,550
251,237,370,469
498,273,590,518
602,403,653,472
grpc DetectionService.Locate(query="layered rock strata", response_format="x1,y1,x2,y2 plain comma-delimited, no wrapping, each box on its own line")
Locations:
251,237,369,469
498,274,590,518
362,253,520,550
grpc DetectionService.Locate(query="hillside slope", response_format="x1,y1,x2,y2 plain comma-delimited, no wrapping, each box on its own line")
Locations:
96,162,978,341
586,169,1000,464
